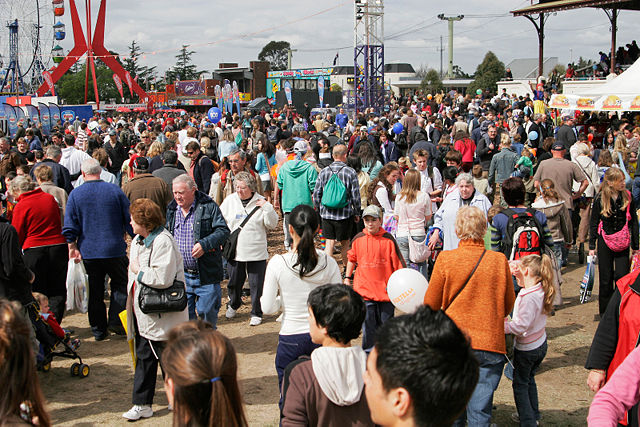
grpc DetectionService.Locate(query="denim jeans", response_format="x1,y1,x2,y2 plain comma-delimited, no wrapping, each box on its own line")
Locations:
184,271,221,329
632,177,640,207
362,300,395,351
454,350,506,427
275,333,320,410
513,340,547,426
395,235,428,279
552,241,567,267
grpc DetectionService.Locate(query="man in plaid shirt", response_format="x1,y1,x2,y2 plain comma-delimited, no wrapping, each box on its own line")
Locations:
312,144,361,266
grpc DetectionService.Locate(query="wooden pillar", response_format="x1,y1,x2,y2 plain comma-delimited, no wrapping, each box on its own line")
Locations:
610,8,618,72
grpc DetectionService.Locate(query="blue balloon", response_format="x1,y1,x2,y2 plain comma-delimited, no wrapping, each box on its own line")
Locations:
208,107,222,124
393,122,404,134
528,130,539,141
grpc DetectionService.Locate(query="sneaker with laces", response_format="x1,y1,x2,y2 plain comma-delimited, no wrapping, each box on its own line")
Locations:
250,316,262,326
122,405,153,420
226,306,237,319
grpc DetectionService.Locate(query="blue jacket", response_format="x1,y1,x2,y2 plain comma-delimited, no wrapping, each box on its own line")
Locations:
381,141,399,164
165,191,230,285
62,180,133,259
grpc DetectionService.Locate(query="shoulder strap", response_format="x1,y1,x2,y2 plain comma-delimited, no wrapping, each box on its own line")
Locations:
238,206,261,230
443,249,486,312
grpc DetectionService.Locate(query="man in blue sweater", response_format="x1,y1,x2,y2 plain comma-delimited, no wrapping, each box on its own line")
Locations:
63,158,134,341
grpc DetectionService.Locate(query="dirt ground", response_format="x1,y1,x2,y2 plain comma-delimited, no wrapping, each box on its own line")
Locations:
40,224,600,426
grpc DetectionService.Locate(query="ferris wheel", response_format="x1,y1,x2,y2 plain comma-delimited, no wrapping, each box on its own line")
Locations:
0,0,55,94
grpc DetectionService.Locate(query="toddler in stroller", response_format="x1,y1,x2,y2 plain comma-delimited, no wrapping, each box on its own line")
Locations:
28,293,89,377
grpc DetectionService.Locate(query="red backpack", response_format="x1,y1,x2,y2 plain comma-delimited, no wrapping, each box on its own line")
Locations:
502,208,545,260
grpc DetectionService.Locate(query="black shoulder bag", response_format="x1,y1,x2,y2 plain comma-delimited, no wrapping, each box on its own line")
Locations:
442,250,486,312
222,206,260,261
138,238,187,314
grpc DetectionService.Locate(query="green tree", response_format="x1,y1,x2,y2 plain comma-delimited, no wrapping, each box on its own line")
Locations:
452,65,471,79
56,63,121,104
167,45,206,82
468,51,505,94
258,40,290,71
330,83,342,92
123,40,157,89
420,69,443,94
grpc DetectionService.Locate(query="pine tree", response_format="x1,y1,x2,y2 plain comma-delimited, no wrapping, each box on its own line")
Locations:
468,51,505,94
167,45,206,82
123,41,157,89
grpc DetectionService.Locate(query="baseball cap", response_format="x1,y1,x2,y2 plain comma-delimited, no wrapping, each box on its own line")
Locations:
293,140,308,154
132,156,149,170
362,205,382,219
551,142,565,151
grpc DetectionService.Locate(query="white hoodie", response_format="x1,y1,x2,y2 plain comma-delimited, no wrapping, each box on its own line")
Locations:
261,250,342,335
311,346,367,406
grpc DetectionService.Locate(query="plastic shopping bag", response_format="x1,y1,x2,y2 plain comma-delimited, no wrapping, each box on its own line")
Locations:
382,213,398,237
579,255,597,304
631,252,640,273
66,259,89,313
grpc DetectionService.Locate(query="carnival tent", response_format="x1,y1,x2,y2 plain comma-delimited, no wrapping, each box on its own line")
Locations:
549,58,640,112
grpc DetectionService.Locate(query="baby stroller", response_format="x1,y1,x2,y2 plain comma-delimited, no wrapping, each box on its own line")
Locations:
25,299,90,378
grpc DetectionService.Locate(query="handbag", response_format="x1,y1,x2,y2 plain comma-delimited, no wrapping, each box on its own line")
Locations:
598,192,631,252
137,240,187,314
222,206,260,261
442,250,486,311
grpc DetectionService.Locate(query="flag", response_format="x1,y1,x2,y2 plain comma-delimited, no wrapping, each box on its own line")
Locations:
113,74,124,99
333,52,339,66
43,71,55,96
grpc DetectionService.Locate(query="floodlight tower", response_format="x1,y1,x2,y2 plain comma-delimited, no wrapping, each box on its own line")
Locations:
354,0,384,114
438,14,464,79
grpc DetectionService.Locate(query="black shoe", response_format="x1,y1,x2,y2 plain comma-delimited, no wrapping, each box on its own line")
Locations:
242,288,251,297
94,331,109,341
108,325,126,336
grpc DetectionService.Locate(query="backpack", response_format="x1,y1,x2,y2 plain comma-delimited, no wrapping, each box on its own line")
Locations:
502,208,545,260
321,166,348,209
266,126,278,143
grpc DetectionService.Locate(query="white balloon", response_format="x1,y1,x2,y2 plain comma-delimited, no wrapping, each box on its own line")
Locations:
387,268,429,313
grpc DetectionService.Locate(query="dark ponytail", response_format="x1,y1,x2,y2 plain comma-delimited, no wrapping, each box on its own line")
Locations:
289,204,319,277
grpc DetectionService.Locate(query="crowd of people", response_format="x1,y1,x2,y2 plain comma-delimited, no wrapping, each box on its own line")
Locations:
2,85,640,426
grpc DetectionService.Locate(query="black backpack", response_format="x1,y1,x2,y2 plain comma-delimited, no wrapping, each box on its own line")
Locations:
266,126,278,142
501,208,545,260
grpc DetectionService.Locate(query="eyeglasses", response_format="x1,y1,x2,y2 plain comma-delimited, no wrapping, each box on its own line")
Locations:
187,151,194,155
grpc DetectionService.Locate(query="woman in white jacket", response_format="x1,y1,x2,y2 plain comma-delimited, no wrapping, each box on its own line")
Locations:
123,198,188,421
260,204,342,404
572,142,600,262
220,171,278,326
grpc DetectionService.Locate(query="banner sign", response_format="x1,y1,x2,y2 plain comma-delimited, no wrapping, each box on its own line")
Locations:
550,93,640,112
15,107,26,127
25,104,40,127
49,103,61,125
175,80,206,96
284,81,292,106
232,81,240,114
267,68,333,78
113,74,124,98
318,76,325,107
3,103,17,136
38,103,51,135
124,71,133,96
43,71,55,95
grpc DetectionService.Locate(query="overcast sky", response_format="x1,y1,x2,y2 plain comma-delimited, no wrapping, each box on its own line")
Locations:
35,0,640,77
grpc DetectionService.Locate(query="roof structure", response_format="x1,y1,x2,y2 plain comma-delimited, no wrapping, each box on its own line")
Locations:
505,57,559,79
511,0,640,16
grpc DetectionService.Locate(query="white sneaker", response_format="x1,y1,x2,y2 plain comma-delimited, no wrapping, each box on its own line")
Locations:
226,306,237,319
250,316,262,326
122,405,153,420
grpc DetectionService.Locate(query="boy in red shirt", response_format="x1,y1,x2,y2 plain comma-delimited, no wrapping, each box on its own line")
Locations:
344,205,405,351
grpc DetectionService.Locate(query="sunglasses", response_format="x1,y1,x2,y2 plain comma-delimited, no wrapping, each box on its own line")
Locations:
187,151,194,155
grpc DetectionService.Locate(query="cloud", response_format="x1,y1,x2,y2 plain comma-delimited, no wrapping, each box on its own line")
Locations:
38,0,639,78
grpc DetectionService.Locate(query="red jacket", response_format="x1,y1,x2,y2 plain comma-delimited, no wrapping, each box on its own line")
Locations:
348,228,405,301
608,270,640,384
12,188,66,249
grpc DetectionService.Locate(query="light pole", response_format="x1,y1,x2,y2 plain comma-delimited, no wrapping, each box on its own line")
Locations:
437,14,464,79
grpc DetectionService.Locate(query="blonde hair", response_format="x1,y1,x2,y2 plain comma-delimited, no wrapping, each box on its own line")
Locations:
519,254,556,314
600,167,630,216
455,206,487,242
398,169,421,204
540,178,560,203
32,292,47,305
521,147,532,158
148,141,164,158
613,135,628,163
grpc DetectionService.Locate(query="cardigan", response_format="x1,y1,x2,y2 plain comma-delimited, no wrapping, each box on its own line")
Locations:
424,239,515,354
13,188,66,249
